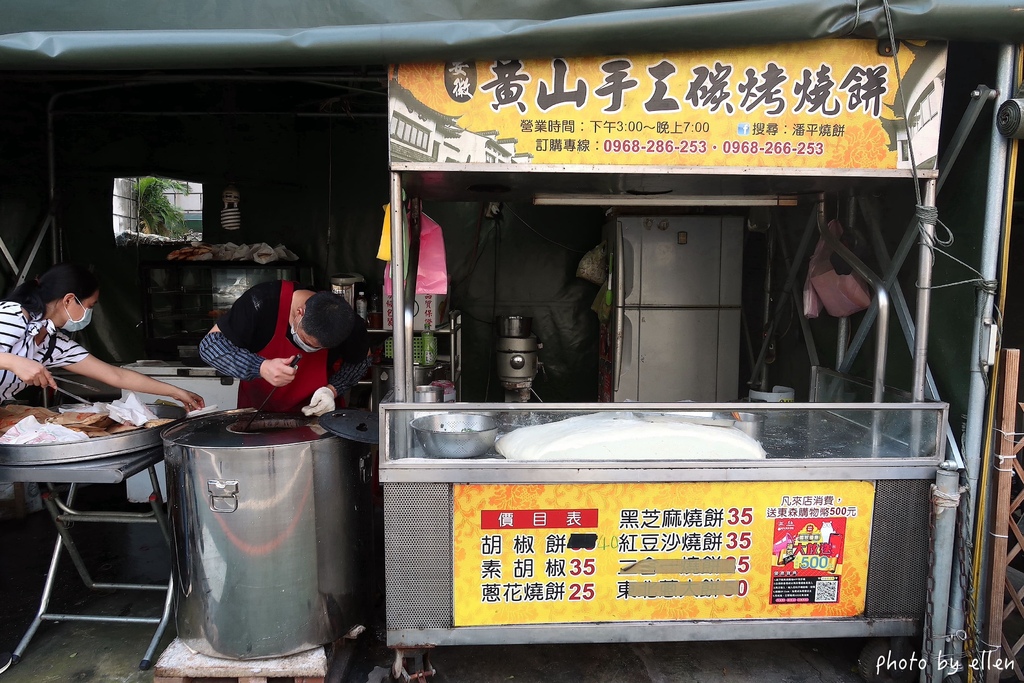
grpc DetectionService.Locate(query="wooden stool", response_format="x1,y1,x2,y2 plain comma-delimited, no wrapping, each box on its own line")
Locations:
153,638,327,683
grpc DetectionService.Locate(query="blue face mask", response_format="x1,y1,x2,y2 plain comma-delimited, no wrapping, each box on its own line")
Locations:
63,297,93,332
290,324,321,353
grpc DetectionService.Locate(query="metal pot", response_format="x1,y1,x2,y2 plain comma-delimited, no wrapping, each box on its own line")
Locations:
162,410,371,659
371,364,435,408
414,385,444,403
496,315,532,338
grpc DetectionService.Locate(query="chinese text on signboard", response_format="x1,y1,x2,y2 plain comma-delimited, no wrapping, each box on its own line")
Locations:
453,481,875,626
390,41,945,173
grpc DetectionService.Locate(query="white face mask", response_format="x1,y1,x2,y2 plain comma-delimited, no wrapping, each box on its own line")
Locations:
63,297,93,332
290,324,321,353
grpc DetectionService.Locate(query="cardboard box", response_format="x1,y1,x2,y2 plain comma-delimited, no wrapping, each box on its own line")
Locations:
384,292,447,330
0,482,43,520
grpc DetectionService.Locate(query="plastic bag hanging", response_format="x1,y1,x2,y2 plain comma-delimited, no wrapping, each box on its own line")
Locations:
376,203,392,261
383,210,449,296
803,219,872,319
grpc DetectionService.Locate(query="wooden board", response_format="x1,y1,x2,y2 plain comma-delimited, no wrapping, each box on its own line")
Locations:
153,638,326,683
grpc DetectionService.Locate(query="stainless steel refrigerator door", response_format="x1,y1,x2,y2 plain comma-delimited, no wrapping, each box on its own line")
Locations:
716,309,741,401
719,216,744,307
619,216,725,307
617,308,724,402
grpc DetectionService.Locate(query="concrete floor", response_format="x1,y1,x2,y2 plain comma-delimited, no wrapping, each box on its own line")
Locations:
0,486,880,683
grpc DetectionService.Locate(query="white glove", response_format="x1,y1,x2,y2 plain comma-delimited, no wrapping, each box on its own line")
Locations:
301,386,336,416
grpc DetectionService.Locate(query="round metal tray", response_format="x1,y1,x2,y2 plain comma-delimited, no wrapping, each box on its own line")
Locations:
0,404,186,466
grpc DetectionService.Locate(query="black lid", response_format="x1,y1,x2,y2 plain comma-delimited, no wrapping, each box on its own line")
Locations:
319,409,379,444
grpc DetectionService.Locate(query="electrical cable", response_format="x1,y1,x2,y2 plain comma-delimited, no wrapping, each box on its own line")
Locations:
504,205,589,253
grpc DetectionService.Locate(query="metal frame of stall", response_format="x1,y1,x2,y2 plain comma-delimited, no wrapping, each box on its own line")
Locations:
375,43,1022,683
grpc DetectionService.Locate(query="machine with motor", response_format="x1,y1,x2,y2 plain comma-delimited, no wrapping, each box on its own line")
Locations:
495,316,541,402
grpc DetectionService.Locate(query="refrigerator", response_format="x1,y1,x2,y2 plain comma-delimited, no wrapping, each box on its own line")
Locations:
599,215,744,402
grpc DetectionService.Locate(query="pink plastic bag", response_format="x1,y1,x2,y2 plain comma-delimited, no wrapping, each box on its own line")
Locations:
384,211,449,295
803,219,872,319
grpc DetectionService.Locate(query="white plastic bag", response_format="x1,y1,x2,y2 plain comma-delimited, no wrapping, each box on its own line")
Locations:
0,416,90,444
106,393,158,427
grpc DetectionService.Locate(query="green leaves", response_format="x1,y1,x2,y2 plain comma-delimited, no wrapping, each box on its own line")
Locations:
134,176,189,237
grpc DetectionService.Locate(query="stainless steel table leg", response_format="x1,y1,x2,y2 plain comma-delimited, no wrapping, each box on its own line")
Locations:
12,534,64,663
147,466,171,545
13,472,175,667
43,485,100,588
139,570,174,670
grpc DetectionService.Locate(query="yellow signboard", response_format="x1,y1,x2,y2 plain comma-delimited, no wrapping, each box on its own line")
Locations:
452,481,875,626
389,41,945,174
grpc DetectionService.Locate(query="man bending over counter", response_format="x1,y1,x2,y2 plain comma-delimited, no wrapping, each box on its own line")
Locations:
199,280,369,416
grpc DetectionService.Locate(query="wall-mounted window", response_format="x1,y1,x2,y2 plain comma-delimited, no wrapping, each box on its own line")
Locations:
113,176,202,245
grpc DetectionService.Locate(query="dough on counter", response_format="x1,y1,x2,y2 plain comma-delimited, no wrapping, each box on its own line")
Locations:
495,412,766,461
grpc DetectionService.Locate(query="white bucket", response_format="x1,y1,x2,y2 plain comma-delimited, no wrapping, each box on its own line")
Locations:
749,385,795,402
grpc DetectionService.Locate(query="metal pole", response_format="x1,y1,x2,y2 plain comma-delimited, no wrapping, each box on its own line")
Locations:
815,198,889,402
967,43,1017,647
858,196,965,469
836,317,848,368
389,172,408,402
839,86,998,376
749,207,819,384
760,229,774,391
926,468,961,683
912,180,938,402
836,194,856,369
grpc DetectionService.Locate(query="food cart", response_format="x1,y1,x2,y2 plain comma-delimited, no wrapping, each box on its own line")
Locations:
378,39,958,681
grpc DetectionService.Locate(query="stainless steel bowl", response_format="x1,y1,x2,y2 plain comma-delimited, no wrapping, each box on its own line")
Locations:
410,413,498,458
713,411,764,440
414,385,444,403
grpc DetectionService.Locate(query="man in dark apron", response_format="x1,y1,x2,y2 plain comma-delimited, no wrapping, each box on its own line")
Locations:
199,280,369,415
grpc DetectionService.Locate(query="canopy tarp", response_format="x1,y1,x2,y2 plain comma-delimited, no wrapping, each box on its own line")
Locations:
0,0,1020,70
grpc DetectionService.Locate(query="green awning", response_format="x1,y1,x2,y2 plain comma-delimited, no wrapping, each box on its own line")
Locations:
0,0,1021,70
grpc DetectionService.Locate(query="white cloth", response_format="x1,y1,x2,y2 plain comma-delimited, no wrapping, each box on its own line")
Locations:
0,301,89,402
301,386,335,416
495,412,766,461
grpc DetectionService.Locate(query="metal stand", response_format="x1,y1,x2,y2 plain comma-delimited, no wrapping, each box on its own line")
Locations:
7,451,174,671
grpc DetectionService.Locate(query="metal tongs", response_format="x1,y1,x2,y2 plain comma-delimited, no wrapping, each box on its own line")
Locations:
52,375,94,406
241,353,301,431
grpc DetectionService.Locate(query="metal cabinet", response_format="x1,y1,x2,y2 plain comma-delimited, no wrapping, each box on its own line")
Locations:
139,261,311,361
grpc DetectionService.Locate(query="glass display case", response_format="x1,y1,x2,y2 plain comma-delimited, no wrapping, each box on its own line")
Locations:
140,261,312,360
380,402,947,468
376,401,947,651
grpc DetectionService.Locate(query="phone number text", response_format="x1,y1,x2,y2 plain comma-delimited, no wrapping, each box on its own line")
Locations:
601,139,827,156
723,140,825,156
602,139,709,154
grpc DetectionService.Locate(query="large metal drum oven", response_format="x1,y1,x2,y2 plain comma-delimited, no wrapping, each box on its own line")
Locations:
163,410,373,659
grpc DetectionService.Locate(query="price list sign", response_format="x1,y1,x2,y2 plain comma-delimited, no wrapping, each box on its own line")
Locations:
389,40,945,175
452,481,875,626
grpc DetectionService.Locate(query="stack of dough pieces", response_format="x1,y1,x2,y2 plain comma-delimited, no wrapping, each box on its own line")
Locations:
495,412,766,461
